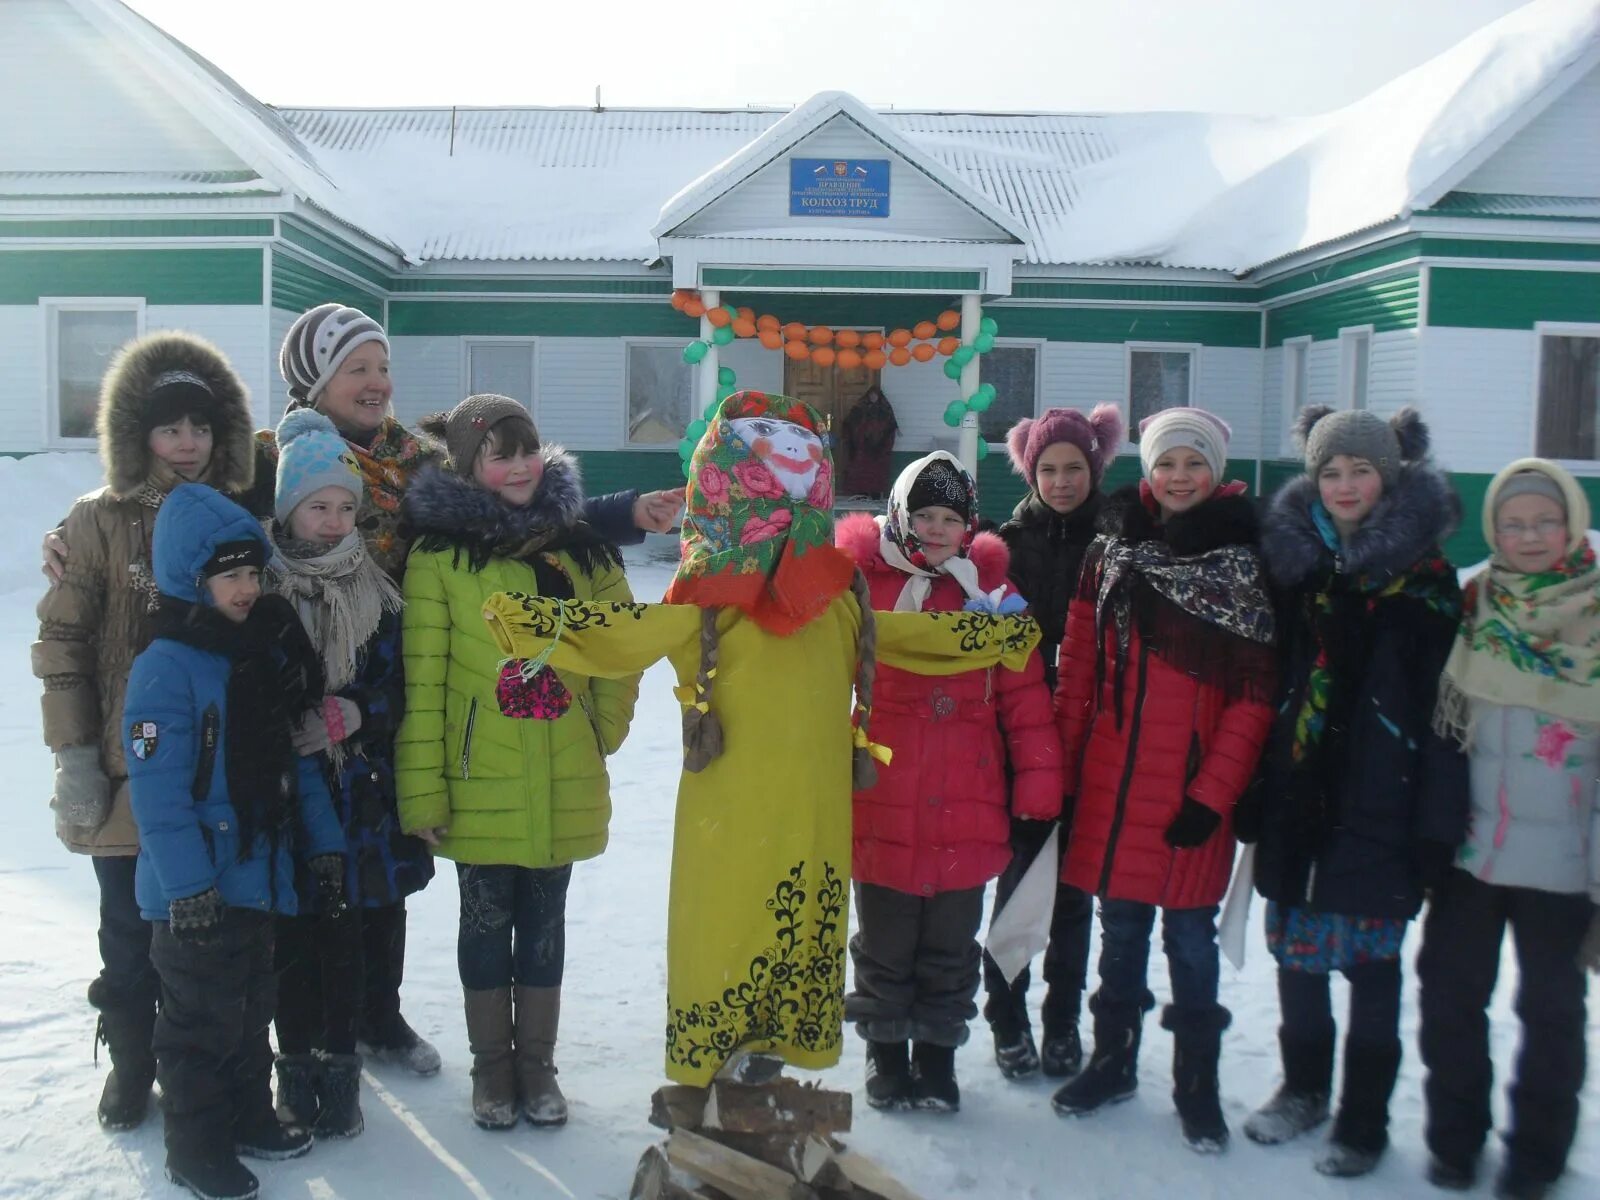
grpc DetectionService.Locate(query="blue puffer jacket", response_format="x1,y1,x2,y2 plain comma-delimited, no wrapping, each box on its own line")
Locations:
125,484,343,919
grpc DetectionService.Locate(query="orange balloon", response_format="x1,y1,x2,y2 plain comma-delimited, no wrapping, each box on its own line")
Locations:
782,322,807,342
757,314,780,332
707,306,732,328
913,321,937,341
811,346,836,367
863,349,887,370
835,328,861,349
936,309,961,332
936,336,959,356
887,328,912,348
912,343,937,362
684,299,706,319
732,317,757,338
888,346,912,366
808,326,834,346
836,348,862,371
736,306,755,322
759,328,784,350
784,339,810,360
670,289,694,311
861,331,885,351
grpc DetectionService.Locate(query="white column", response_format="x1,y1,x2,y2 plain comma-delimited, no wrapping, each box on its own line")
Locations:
698,287,721,420
956,292,982,471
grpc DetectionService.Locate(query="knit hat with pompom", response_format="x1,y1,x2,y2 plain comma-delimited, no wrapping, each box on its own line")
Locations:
273,408,362,523
1006,403,1124,488
1294,405,1429,489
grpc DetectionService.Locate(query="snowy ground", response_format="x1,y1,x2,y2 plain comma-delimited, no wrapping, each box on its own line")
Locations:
0,452,1594,1200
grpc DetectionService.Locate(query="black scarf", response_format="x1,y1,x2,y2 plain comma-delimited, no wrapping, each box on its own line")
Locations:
153,593,325,893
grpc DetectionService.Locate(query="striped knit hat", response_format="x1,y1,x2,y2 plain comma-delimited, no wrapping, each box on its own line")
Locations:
279,303,389,410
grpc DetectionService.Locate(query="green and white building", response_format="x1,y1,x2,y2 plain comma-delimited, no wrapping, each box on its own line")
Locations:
4,0,1599,560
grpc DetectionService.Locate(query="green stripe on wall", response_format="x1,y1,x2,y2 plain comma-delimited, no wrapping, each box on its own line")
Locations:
279,219,392,288
0,219,275,239
389,276,673,295
387,299,688,337
1265,272,1419,345
1254,237,1600,301
702,268,982,291
0,248,262,304
1008,282,1253,304
271,249,385,314
997,306,1260,347
1428,268,1600,329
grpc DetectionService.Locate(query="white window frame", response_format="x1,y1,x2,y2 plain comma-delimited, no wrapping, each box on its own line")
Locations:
1531,320,1600,474
42,297,145,450
1125,341,1200,437
460,336,539,416
1338,325,1374,411
980,337,1046,446
1280,335,1313,455
622,336,697,451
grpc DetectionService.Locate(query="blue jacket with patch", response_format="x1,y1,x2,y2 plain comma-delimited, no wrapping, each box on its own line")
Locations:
124,484,343,919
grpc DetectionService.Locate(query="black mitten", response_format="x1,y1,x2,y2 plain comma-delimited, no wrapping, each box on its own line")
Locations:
1232,786,1264,845
169,887,225,943
1163,798,1222,849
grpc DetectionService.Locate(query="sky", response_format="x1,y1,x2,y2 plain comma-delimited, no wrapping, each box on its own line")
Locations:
118,0,1534,116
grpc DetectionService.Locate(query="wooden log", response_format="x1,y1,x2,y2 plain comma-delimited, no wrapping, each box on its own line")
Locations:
707,1132,842,1188
700,1078,852,1136
630,1142,723,1200
665,1129,821,1200
831,1150,924,1200
650,1084,709,1131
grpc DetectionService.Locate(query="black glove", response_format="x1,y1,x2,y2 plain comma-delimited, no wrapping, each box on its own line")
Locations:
1164,798,1222,849
169,887,225,943
309,854,349,919
1416,840,1457,892
1232,787,1264,846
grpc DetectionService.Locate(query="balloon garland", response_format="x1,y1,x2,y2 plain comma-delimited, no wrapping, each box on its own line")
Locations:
669,289,1003,475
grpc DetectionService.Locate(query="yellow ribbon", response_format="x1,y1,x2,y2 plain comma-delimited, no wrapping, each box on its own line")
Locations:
852,724,894,766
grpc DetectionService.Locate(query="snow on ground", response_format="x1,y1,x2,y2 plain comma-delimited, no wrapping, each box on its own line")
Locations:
0,452,1595,1200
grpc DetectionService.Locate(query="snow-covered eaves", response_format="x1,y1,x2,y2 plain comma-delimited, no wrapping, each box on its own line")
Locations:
0,170,279,199
1424,189,1600,218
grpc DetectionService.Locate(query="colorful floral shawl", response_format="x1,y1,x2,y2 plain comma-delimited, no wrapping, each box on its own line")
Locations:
664,391,856,635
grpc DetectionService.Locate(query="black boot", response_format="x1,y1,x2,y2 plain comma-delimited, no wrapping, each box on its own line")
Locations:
1427,1154,1479,1191
1040,1024,1083,1079
992,1026,1040,1080
1051,993,1143,1117
312,1052,364,1139
864,1040,912,1112
88,976,158,1132
1494,1163,1555,1200
1316,1040,1401,1178
1165,1005,1231,1154
165,1151,259,1200
273,1055,320,1129
910,1042,960,1113
234,1105,313,1162
1244,1027,1334,1145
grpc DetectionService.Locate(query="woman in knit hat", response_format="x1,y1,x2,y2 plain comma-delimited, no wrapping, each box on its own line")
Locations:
1418,459,1598,1200
1241,406,1462,1178
983,404,1125,1082
1052,405,1276,1154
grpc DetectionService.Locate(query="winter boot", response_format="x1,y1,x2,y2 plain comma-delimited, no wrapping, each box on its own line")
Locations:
359,907,441,1077
1040,1024,1083,1079
865,1040,913,1111
910,1042,960,1113
233,1105,313,1162
464,987,517,1130
165,1152,259,1200
513,986,567,1128
311,1052,364,1139
272,1054,320,1129
1426,1153,1479,1191
1244,1027,1335,1146
1315,1039,1402,1178
1165,1005,1232,1154
1051,993,1143,1117
359,1010,441,1077
992,1027,1040,1080
1494,1164,1555,1200
88,976,158,1131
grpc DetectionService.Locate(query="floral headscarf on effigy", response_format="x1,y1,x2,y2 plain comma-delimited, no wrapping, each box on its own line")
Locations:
665,390,857,636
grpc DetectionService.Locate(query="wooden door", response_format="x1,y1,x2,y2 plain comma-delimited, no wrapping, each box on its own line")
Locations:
784,355,881,484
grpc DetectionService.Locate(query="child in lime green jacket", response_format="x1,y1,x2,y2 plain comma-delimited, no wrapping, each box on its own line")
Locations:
394,394,639,1132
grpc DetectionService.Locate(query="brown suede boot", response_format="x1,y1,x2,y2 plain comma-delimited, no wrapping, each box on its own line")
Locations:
513,986,567,1127
463,988,517,1130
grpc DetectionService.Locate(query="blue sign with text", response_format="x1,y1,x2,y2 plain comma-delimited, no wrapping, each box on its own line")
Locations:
789,158,891,218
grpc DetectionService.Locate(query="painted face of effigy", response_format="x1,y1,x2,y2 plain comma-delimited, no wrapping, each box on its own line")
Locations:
728,416,825,501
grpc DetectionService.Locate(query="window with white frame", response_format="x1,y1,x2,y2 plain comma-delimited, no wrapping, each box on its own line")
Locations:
47,301,142,443
1536,327,1600,461
465,340,536,410
626,341,694,446
1340,327,1372,411
1282,336,1311,451
978,342,1040,443
1127,345,1196,440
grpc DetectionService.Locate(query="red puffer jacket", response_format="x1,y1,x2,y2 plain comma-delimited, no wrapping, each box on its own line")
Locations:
1055,488,1274,910
838,513,1062,896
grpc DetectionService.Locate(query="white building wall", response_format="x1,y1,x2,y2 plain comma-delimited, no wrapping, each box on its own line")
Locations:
1261,346,1286,457
145,305,270,429
1365,329,1420,418
0,306,48,453
387,336,464,427
1419,327,1538,474
1194,346,1264,461
1306,340,1341,411
1039,342,1124,413
536,338,623,451
1458,65,1600,199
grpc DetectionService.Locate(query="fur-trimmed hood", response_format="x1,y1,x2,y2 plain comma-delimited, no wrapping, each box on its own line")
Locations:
1261,462,1460,587
836,510,1011,592
1099,482,1261,557
97,330,256,499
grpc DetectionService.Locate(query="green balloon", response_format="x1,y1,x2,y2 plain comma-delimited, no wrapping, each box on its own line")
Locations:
715,384,735,402
721,306,739,325
979,382,998,401
711,325,735,346
967,390,994,413
952,345,976,368
973,332,995,354
943,358,962,380
979,316,999,336
677,437,696,460
976,438,991,460
703,399,720,419
717,366,737,387
687,419,709,441
682,340,709,364
942,399,967,428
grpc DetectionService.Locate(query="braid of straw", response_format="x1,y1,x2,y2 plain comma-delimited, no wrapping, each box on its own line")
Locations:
850,568,881,789
682,605,724,772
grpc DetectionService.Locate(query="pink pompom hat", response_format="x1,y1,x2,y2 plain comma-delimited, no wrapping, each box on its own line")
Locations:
1006,403,1125,488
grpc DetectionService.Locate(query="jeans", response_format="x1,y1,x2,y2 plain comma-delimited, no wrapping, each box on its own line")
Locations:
456,863,571,991
92,855,157,1005
1096,898,1220,1016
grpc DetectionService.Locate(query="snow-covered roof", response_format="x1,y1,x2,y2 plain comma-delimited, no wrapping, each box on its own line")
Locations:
0,170,278,199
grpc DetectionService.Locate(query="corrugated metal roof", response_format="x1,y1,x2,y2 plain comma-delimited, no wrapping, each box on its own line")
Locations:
0,170,278,198
1426,190,1600,217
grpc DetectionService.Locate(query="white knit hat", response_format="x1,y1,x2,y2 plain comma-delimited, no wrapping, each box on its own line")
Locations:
1138,407,1231,482
279,303,389,409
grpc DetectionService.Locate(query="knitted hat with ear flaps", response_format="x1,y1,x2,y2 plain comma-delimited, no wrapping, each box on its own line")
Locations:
1294,405,1429,489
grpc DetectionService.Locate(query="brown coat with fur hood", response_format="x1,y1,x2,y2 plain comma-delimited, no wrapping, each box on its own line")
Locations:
32,331,255,855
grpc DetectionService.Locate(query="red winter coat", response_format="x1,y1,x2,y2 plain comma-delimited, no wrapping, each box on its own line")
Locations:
1055,488,1274,909
837,513,1062,896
